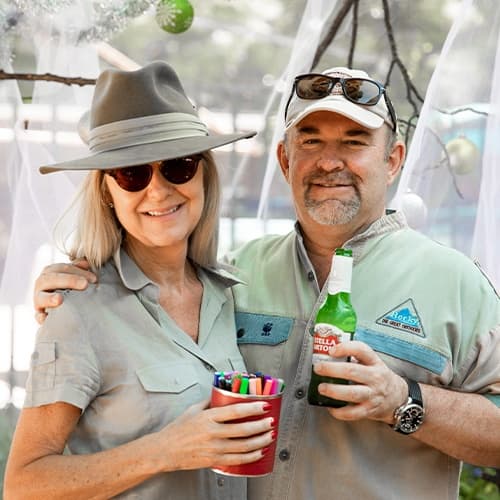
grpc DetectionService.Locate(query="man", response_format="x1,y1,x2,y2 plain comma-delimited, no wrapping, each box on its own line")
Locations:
33,67,500,499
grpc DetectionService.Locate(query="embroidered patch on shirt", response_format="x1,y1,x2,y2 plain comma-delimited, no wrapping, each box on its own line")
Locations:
375,299,425,337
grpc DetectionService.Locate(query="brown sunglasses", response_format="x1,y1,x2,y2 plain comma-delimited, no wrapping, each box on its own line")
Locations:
105,155,202,192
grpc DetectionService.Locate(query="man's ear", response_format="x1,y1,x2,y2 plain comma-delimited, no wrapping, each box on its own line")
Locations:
387,139,406,186
277,140,290,183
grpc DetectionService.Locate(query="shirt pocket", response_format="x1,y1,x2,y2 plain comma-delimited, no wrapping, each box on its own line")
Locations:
26,341,57,392
235,312,296,379
235,312,293,345
136,362,203,429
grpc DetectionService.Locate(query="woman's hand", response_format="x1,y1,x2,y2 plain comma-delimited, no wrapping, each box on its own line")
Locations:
154,399,276,471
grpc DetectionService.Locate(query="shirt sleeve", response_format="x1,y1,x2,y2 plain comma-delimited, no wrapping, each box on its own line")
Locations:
24,298,100,411
455,264,500,406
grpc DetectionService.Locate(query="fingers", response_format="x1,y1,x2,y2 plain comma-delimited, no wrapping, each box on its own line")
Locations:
34,310,47,325
211,429,276,466
71,258,92,271
313,340,409,423
33,263,98,312
36,263,97,290
209,401,272,424
328,340,379,365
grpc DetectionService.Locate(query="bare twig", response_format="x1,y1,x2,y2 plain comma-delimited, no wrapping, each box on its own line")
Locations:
424,127,464,199
347,0,359,68
312,0,356,70
382,0,424,111
0,69,96,86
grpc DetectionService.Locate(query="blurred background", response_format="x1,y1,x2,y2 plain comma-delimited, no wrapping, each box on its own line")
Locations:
1,1,499,495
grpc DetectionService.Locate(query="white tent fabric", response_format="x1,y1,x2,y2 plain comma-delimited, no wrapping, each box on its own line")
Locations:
255,0,339,218
393,0,500,291
0,5,97,307
0,3,97,392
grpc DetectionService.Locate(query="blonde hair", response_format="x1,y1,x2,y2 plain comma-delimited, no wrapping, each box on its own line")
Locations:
57,152,220,269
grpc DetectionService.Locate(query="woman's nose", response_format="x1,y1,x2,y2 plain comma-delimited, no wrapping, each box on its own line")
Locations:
147,164,174,195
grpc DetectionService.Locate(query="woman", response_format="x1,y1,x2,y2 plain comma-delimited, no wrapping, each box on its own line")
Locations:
4,62,275,499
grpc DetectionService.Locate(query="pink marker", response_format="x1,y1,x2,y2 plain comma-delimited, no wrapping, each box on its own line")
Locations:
262,378,273,396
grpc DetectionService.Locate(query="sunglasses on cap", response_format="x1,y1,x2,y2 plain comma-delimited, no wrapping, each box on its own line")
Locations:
285,73,397,132
105,155,202,192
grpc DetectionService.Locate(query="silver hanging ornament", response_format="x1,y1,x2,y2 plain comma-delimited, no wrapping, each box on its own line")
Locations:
155,0,194,34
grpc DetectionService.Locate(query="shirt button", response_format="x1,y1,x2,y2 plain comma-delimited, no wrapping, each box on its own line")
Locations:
217,477,225,487
237,328,245,338
279,449,290,461
307,271,315,281
295,388,305,399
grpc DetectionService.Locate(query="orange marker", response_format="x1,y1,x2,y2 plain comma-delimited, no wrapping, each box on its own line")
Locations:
255,377,262,395
231,375,242,393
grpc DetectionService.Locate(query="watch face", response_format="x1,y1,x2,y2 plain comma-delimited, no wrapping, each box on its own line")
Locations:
398,404,425,434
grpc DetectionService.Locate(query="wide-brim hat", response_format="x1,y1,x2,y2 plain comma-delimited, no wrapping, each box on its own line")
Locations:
285,66,394,131
40,61,256,174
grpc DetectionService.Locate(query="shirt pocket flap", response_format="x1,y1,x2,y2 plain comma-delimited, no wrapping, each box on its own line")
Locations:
31,341,56,366
235,312,293,345
136,363,198,394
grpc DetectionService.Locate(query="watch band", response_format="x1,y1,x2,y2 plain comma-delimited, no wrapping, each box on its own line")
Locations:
406,378,423,406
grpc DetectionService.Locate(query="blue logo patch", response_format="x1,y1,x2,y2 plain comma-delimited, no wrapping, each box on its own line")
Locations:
376,299,425,337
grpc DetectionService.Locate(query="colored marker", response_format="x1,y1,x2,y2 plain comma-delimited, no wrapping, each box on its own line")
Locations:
239,376,249,394
263,378,273,396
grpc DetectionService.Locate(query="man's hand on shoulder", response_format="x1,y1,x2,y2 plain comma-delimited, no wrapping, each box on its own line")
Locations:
34,259,97,324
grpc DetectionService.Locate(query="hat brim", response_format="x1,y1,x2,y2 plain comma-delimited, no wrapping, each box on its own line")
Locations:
285,96,384,130
39,131,256,174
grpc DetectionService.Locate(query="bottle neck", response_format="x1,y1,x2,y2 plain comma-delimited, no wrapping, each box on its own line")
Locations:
327,254,353,295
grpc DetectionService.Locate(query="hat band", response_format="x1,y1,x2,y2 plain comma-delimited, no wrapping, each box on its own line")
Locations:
88,112,209,153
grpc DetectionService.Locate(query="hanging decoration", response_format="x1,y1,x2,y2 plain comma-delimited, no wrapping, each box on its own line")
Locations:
155,0,194,34
444,135,480,175
0,0,196,65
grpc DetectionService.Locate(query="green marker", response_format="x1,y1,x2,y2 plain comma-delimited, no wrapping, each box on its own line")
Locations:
239,376,249,394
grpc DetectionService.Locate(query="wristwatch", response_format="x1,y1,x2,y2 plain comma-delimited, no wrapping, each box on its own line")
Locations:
392,378,425,434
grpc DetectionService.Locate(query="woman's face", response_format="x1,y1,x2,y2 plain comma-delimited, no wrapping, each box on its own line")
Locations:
104,159,205,258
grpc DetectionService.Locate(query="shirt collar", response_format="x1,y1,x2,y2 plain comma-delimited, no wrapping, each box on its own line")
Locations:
112,247,243,293
294,210,408,265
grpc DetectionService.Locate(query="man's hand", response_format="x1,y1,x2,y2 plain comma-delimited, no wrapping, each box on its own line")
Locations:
313,340,408,424
34,259,97,324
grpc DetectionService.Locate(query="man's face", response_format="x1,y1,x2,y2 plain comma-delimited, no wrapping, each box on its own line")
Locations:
278,111,401,234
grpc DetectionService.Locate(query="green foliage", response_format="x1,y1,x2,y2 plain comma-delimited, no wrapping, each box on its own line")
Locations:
460,465,500,500
0,410,16,493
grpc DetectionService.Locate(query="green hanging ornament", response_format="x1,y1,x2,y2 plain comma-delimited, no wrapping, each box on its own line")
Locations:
156,0,194,34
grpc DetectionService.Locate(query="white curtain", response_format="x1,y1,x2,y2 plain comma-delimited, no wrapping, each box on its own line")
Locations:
0,2,98,402
392,0,500,291
254,0,340,219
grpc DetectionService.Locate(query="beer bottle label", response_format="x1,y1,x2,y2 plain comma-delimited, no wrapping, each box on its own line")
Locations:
312,323,351,363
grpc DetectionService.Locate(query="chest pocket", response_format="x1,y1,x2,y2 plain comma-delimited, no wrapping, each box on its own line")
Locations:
355,326,448,375
235,312,293,346
136,362,203,428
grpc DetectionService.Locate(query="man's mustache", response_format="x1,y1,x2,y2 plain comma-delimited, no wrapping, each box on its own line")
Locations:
304,172,357,186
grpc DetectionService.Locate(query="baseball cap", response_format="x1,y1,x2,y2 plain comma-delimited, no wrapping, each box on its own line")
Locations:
284,66,396,131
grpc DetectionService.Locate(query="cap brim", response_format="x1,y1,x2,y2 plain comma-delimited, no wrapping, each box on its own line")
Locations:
285,96,384,130
39,131,256,174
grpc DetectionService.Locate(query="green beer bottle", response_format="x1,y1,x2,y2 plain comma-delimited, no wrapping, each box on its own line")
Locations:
307,248,357,408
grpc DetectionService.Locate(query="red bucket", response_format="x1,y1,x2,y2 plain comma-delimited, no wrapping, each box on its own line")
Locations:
210,386,283,476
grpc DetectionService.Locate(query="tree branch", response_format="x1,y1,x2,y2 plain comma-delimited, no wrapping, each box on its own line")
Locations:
0,69,96,86
347,0,359,68
312,0,356,70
